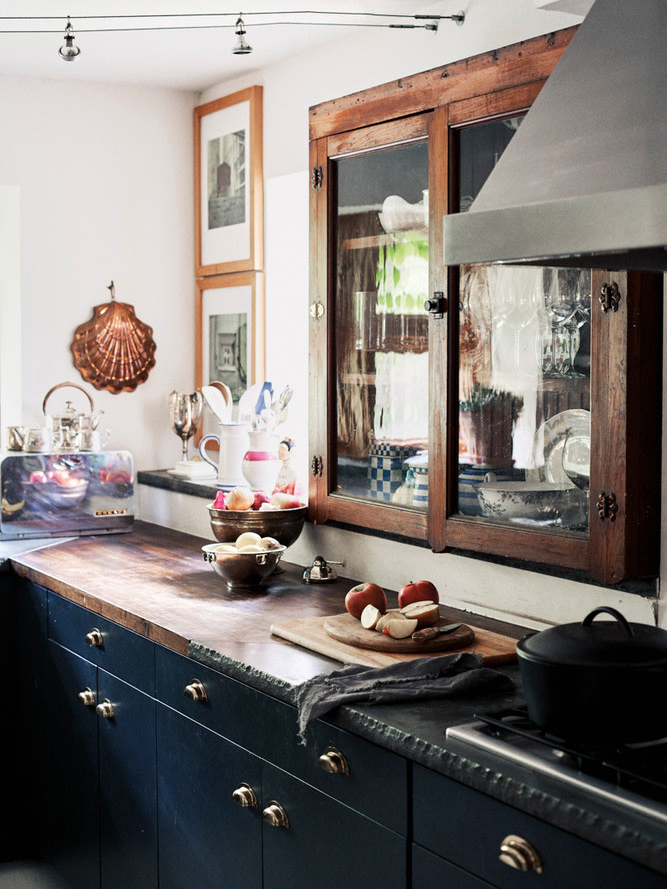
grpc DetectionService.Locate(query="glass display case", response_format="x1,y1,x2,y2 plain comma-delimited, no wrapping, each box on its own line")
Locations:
309,27,662,584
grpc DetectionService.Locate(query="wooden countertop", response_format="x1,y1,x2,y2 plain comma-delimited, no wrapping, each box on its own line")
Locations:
9,521,525,681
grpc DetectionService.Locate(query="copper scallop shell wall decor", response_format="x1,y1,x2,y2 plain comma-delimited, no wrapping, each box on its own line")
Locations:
70,282,157,394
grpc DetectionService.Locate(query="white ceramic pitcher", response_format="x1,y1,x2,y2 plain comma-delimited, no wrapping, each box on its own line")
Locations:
198,422,248,488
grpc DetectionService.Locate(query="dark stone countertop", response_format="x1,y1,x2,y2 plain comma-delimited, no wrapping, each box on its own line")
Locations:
8,521,667,878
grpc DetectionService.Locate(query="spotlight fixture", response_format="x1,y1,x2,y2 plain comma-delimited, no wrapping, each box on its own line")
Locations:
232,14,252,55
58,16,80,61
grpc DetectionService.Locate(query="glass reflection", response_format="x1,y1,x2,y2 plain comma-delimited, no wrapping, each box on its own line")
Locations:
334,140,429,509
457,264,591,532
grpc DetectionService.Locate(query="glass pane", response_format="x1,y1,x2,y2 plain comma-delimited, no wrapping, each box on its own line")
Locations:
457,264,591,533
333,139,429,509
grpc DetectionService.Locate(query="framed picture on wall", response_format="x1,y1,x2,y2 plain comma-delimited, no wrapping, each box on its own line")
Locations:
194,85,264,276
195,272,265,410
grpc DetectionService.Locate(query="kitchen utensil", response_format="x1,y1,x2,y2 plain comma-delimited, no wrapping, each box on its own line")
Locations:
237,383,263,423
202,542,285,589
528,409,591,485
517,607,667,744
474,480,587,526
42,382,100,451
302,555,344,583
6,426,26,451
79,428,111,451
201,385,231,422
199,423,248,488
323,613,475,654
412,623,462,641
207,502,306,549
169,391,204,462
24,427,53,452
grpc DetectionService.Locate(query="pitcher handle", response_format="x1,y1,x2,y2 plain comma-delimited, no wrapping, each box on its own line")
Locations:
198,434,220,471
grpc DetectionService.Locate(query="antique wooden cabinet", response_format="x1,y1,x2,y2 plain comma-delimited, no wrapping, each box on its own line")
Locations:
308,27,663,585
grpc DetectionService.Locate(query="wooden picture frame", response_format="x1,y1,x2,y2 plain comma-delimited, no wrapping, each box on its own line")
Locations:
195,272,265,416
194,85,264,276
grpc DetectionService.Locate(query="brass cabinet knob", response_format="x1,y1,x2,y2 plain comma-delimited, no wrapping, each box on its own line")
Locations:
232,783,258,809
95,699,115,720
85,628,104,648
262,801,289,829
184,679,208,703
499,835,543,873
78,687,96,707
318,746,350,776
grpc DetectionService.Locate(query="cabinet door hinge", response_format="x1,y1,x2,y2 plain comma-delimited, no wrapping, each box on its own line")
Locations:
597,491,618,522
599,281,621,313
311,165,324,190
311,455,323,477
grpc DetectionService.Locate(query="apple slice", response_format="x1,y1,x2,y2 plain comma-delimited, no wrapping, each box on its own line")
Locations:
375,610,406,633
382,618,419,639
400,600,440,628
360,603,383,630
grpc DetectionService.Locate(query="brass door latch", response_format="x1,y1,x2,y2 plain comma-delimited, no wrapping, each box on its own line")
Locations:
597,491,618,522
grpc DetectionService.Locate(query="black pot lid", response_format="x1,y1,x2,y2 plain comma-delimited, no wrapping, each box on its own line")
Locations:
517,607,667,668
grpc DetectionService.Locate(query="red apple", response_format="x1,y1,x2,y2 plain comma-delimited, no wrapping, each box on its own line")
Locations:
398,580,440,610
382,618,418,639
400,600,440,628
345,582,387,620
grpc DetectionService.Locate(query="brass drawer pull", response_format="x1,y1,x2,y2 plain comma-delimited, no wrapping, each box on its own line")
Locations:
95,699,115,720
232,783,258,809
78,687,96,707
262,801,289,829
499,834,543,873
184,679,208,703
318,746,350,776
85,628,104,648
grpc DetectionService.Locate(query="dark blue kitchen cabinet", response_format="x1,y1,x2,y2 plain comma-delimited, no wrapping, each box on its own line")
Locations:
45,594,158,889
156,702,263,889
155,645,408,889
413,764,667,889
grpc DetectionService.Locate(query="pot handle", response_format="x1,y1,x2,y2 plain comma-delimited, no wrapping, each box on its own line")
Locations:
43,382,94,416
582,606,634,638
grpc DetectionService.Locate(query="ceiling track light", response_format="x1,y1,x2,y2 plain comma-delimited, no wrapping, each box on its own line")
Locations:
232,14,252,55
58,16,80,61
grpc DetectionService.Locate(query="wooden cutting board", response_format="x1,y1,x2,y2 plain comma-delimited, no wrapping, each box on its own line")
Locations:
323,613,475,653
270,613,518,667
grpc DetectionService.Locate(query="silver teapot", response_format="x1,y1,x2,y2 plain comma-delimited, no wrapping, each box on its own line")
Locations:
42,382,103,451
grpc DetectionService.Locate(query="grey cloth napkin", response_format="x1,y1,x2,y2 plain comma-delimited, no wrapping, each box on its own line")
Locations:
294,652,513,743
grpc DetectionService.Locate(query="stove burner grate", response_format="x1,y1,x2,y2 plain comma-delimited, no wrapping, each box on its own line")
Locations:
473,709,667,802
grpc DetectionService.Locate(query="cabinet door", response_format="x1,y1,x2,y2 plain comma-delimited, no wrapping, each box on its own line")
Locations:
261,761,407,889
47,640,100,889
156,703,262,889
412,844,490,889
309,114,432,540
97,670,158,889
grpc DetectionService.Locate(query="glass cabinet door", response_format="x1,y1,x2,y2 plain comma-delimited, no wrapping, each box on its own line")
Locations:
327,119,431,526
451,114,592,540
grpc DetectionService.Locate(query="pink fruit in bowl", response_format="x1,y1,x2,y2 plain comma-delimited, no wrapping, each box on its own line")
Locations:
252,491,270,510
225,486,255,511
269,493,303,510
213,491,227,510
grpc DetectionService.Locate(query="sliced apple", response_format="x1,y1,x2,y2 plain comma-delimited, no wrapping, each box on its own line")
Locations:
360,603,382,630
382,618,419,639
400,600,440,628
375,610,406,633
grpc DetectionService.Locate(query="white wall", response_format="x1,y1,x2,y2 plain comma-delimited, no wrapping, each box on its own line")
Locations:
141,0,663,631
0,76,196,471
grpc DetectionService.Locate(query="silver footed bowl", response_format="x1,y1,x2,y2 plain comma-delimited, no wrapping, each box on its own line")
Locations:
202,543,286,589
207,504,307,548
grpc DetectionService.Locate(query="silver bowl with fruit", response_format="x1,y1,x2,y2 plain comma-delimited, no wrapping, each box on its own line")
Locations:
207,487,307,549
202,537,287,589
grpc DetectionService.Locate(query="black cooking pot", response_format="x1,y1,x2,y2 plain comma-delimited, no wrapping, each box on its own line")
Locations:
517,607,667,746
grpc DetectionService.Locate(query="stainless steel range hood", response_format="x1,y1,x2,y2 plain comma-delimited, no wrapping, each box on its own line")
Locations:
443,0,667,271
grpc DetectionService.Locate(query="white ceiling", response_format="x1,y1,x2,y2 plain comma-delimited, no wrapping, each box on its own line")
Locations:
0,1,457,92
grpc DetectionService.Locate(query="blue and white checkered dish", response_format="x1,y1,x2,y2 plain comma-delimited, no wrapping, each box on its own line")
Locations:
366,442,420,501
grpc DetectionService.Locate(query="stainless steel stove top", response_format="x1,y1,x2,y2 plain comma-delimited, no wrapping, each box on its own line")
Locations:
446,711,667,829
